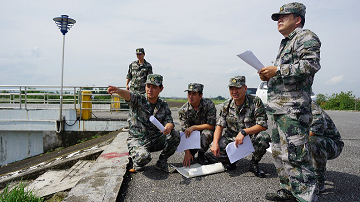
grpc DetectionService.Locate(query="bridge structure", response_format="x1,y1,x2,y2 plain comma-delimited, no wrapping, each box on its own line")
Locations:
0,85,129,166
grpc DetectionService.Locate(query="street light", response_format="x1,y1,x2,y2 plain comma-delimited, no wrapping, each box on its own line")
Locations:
53,15,76,132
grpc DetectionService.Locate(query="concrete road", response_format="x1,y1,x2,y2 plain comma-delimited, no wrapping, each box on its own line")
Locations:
118,108,360,202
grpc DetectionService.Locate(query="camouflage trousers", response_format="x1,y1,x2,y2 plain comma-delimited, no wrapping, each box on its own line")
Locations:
271,114,317,202
127,130,180,168
309,135,344,184
189,129,214,156
206,130,270,164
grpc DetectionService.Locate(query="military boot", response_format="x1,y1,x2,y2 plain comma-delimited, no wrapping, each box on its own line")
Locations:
249,159,265,178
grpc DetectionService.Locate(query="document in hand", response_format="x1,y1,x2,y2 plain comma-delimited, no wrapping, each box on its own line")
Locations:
237,50,264,71
176,131,201,153
149,115,165,132
225,135,255,164
174,163,225,178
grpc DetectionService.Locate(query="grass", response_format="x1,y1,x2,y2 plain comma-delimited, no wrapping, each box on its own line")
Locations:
0,181,44,202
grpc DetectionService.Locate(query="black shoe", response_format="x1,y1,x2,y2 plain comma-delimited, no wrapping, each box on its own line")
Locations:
197,152,209,165
223,162,237,170
265,189,297,201
249,160,265,178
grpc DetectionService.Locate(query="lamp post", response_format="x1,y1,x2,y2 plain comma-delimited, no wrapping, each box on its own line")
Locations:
53,15,76,131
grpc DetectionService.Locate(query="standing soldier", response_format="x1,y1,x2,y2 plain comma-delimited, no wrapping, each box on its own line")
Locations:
206,76,270,178
108,74,180,173
309,101,344,193
126,48,153,94
178,83,216,167
259,2,321,201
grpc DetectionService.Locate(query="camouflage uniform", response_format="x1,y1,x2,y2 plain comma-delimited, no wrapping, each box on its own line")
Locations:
268,2,321,201
126,48,153,94
178,95,216,153
126,74,180,168
208,94,270,163
309,102,344,187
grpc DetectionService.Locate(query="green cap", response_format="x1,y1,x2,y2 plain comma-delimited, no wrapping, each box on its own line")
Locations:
146,74,163,86
136,48,145,54
228,76,246,88
185,83,204,93
271,2,306,21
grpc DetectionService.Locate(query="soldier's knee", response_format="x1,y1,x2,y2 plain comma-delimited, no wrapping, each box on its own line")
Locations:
133,150,151,166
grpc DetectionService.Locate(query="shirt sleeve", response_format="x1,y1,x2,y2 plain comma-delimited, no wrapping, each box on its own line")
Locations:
279,30,321,85
126,63,132,80
254,97,268,129
310,102,326,136
216,102,228,127
206,100,217,126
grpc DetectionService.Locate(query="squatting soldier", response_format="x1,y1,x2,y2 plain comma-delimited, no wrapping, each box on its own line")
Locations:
309,101,344,193
206,76,271,178
259,2,321,201
126,48,153,94
178,83,216,167
108,74,180,173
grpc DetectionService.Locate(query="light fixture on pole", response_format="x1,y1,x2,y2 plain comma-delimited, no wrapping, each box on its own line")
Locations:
53,15,76,132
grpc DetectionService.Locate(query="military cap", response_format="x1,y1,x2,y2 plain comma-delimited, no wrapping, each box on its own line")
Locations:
136,48,145,54
146,74,163,86
271,2,306,21
228,76,246,88
184,83,204,93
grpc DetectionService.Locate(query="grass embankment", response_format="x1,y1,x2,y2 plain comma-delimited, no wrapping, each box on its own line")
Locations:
0,181,43,202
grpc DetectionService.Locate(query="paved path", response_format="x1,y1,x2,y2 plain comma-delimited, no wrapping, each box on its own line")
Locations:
118,109,360,202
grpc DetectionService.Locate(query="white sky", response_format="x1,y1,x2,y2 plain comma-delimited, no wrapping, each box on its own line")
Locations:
1,0,359,98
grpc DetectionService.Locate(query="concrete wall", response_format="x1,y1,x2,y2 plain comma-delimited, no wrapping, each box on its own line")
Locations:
0,131,43,165
0,108,126,165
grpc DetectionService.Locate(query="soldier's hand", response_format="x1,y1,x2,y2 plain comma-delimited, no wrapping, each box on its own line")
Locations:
235,133,245,147
107,85,119,95
126,85,130,91
184,126,195,138
260,66,277,79
258,71,270,81
210,143,220,157
163,123,173,135
183,150,193,167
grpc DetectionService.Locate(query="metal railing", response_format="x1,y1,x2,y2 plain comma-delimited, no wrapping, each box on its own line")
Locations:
0,85,129,115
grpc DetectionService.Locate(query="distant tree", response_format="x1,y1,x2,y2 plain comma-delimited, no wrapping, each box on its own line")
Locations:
213,95,225,100
322,91,356,110
316,93,327,105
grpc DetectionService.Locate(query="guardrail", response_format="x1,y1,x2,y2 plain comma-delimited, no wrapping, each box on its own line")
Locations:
0,85,129,119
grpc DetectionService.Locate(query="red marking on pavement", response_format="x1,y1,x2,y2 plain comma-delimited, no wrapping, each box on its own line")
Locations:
101,152,129,159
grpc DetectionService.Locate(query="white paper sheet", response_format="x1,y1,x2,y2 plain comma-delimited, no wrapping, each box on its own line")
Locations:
174,163,225,178
176,131,201,153
149,115,165,132
237,50,264,71
225,135,255,164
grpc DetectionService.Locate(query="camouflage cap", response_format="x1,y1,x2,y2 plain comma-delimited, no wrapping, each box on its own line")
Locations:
228,76,246,88
271,2,306,21
145,74,163,86
184,83,204,93
136,48,145,54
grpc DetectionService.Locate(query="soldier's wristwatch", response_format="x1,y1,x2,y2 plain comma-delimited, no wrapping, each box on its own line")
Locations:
240,129,247,136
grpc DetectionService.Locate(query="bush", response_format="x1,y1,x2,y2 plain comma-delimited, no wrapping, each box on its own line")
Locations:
319,91,358,110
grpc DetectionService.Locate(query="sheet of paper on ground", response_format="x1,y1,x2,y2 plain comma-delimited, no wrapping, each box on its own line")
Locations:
237,50,264,71
177,130,201,153
174,163,225,178
226,135,255,164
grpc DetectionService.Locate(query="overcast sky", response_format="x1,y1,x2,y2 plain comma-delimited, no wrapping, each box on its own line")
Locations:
1,0,359,98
